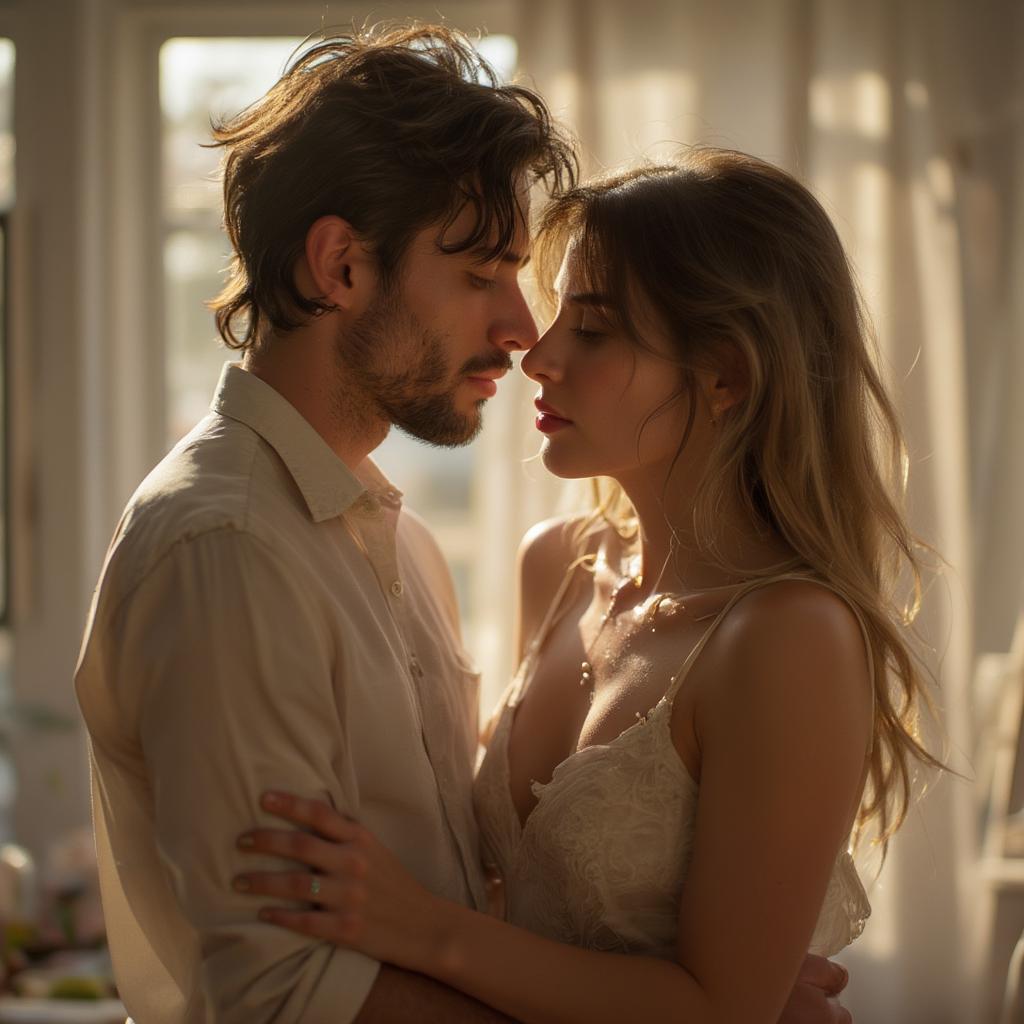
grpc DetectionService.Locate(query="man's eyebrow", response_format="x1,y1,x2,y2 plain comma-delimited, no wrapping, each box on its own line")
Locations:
567,291,614,307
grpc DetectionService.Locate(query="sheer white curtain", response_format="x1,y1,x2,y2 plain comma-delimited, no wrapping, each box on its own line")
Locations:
484,1,1023,1019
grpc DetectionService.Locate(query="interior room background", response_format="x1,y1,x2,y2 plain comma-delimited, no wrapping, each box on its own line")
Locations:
0,0,1019,1020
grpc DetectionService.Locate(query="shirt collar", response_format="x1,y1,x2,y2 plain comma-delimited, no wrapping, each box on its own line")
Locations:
210,362,401,523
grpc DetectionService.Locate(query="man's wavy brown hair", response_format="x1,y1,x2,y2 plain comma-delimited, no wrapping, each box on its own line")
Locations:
208,23,577,349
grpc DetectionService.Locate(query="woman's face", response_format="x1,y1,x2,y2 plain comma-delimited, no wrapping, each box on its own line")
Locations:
521,244,697,483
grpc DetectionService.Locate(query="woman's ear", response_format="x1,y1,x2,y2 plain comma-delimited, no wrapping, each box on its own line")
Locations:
297,215,377,316
703,343,750,421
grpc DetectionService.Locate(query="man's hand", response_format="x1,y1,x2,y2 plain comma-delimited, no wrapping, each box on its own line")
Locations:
777,954,852,1024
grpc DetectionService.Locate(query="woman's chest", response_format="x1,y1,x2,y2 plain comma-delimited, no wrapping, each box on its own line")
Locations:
506,600,709,826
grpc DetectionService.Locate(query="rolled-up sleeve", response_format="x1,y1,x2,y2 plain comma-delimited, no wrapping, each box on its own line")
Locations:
116,526,379,1023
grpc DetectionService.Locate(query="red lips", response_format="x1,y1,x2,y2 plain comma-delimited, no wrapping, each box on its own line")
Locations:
534,396,573,434
534,397,571,421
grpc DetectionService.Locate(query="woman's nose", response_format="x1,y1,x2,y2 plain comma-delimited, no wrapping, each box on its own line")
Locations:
521,325,563,383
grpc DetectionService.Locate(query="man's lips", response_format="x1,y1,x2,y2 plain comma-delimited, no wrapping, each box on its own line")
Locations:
464,370,506,398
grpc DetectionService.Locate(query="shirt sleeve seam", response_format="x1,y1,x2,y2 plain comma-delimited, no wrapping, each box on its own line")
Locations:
105,524,299,625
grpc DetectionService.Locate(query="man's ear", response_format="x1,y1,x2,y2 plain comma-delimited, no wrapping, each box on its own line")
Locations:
298,215,377,315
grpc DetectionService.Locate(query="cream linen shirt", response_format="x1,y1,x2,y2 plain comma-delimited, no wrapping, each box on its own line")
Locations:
75,363,487,1024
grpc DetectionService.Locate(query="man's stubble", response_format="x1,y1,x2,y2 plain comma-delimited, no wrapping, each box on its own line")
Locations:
335,284,486,449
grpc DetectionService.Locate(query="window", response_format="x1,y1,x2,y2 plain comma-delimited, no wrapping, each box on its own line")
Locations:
161,37,304,443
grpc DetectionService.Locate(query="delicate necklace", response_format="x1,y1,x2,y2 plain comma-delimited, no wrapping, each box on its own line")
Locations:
578,564,687,706
579,572,641,701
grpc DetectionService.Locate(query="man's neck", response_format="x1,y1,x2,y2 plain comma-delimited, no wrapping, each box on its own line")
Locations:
242,332,389,470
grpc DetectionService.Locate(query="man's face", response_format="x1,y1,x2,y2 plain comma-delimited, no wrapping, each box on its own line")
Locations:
336,189,537,447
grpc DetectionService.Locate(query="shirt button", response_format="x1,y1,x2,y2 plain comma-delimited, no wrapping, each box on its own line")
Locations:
355,493,380,515
390,580,404,597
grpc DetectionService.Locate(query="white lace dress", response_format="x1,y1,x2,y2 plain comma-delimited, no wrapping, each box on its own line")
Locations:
472,572,871,960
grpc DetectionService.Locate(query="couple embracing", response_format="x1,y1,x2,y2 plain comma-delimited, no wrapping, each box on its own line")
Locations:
76,23,939,1024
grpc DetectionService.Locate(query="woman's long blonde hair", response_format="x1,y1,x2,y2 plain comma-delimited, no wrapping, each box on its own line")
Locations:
535,148,945,853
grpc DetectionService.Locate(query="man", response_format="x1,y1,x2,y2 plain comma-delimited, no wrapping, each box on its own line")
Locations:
75,24,852,1023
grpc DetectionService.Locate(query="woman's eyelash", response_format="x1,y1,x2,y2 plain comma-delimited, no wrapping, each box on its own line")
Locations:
572,327,604,339
469,274,497,290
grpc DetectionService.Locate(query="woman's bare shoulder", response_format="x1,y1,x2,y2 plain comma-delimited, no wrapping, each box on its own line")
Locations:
700,578,873,740
515,514,609,656
520,512,592,565
518,513,617,589
722,578,868,663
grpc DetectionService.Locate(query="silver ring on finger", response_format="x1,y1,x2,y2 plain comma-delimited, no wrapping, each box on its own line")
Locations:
309,876,321,900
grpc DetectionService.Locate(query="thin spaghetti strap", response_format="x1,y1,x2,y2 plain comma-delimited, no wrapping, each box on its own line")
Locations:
511,553,595,705
663,581,766,703
664,573,877,730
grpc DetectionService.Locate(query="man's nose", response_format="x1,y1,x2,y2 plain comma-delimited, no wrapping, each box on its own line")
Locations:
491,291,540,353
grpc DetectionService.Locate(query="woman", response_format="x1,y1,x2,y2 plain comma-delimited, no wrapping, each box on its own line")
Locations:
233,149,942,1022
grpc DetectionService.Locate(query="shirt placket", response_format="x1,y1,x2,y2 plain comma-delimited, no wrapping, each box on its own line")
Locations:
344,491,424,721
344,492,479,902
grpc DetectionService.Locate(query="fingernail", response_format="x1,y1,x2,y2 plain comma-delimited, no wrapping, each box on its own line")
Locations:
238,834,255,849
233,876,251,892
262,792,282,809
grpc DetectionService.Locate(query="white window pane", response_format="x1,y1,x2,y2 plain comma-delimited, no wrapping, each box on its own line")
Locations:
163,228,233,444
161,38,302,216
0,40,15,211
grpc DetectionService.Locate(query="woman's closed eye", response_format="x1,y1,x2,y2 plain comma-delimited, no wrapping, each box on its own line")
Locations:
468,272,497,290
571,311,611,341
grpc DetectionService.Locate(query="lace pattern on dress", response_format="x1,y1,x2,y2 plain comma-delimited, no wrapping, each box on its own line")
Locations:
474,694,870,959
472,570,873,961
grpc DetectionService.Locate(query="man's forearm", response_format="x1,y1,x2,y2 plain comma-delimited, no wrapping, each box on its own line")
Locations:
355,964,517,1023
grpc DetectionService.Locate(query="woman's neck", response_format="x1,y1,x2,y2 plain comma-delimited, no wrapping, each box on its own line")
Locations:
611,469,797,600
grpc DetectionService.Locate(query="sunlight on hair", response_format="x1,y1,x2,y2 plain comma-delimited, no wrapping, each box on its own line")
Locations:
530,151,951,856
475,34,518,83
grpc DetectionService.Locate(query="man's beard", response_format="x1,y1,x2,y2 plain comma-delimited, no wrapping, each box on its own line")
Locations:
336,284,503,448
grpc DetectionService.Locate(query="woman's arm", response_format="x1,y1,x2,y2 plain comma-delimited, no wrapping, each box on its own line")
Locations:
236,796,711,1022
355,965,516,1024
236,584,869,1024
671,581,873,1020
